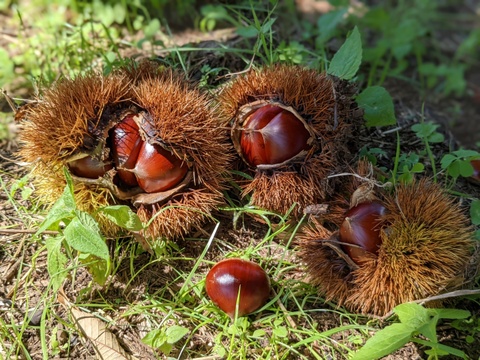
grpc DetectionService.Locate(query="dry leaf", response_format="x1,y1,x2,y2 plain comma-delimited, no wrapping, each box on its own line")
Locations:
59,290,138,360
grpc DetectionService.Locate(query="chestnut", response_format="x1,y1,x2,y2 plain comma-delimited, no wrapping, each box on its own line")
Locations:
470,159,480,182
339,201,387,264
205,258,270,318
110,114,143,186
68,155,113,178
132,142,188,193
240,104,311,167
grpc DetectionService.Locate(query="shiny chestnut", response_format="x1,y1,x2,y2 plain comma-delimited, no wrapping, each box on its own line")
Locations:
240,104,311,167
132,142,188,193
339,201,387,264
470,159,480,182
110,113,187,192
205,258,270,318
110,114,143,186
68,155,112,178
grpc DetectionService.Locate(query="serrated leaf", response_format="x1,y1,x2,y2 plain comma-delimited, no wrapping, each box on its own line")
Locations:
327,26,362,80
166,326,189,344
356,86,396,127
46,236,68,292
351,323,413,360
64,213,109,261
99,205,144,231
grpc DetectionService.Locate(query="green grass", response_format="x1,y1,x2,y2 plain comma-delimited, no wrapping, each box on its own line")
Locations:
1,0,479,359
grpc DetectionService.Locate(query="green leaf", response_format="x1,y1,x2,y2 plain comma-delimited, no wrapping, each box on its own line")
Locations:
46,236,68,292
166,326,189,344
428,132,445,143
411,122,437,138
236,25,258,38
78,253,109,285
327,26,362,80
394,303,430,329
316,8,347,43
470,200,480,225
458,160,474,178
351,323,413,360
273,326,288,338
99,205,144,231
63,212,109,261
440,154,457,170
447,160,462,178
417,314,439,342
453,149,480,158
430,308,470,320
142,329,167,348
35,175,76,235
356,86,396,127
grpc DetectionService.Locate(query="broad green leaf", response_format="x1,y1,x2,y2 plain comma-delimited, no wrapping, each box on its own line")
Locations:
316,8,347,43
35,171,76,235
428,132,445,143
417,314,439,342
327,26,362,80
272,326,288,338
470,200,480,225
430,308,470,320
411,122,438,138
411,163,424,173
448,160,462,178
415,339,467,359
159,342,173,355
166,326,189,344
63,213,109,261
453,149,480,158
142,329,167,348
458,160,474,177
440,154,457,170
394,303,430,329
236,25,258,38
356,86,396,127
46,236,68,292
351,323,413,360
78,253,109,285
99,205,144,231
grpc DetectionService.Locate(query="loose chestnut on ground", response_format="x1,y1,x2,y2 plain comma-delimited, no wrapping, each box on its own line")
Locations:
205,258,271,318
217,64,363,216
17,61,233,239
298,177,474,316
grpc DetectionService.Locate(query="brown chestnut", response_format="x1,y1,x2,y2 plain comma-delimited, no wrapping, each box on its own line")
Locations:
68,155,113,178
132,142,188,193
240,104,311,166
339,201,387,264
110,114,143,186
470,159,480,182
205,258,270,318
